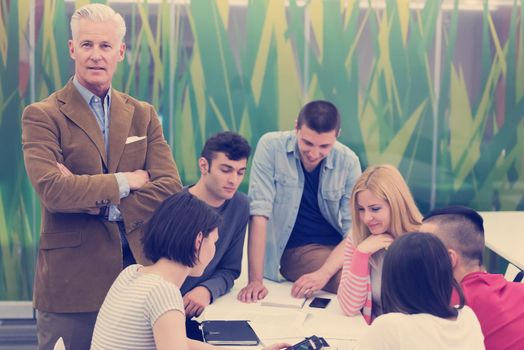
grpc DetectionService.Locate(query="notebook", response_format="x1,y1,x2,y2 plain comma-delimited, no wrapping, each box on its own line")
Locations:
260,287,306,309
201,320,259,346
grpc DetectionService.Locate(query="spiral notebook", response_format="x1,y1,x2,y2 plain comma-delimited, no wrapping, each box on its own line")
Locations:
201,320,259,346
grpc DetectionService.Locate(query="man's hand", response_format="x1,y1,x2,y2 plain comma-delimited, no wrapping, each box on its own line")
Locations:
237,280,268,303
357,233,395,255
124,169,150,190
291,269,331,298
183,286,211,318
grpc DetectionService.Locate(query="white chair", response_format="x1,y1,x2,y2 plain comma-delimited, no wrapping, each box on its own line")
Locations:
504,263,524,283
53,337,66,350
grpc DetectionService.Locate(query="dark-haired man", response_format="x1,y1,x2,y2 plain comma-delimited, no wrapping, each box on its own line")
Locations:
421,206,524,350
182,131,251,318
238,100,361,302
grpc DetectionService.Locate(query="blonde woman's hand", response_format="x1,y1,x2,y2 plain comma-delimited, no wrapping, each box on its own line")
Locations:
357,234,394,254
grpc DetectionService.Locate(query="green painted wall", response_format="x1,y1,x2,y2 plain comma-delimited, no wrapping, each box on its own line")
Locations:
1,0,523,300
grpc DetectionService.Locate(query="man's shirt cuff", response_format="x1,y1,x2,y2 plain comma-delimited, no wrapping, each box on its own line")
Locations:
114,172,130,199
249,199,272,218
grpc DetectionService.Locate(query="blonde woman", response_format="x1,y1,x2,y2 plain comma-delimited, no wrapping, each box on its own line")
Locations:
337,165,422,323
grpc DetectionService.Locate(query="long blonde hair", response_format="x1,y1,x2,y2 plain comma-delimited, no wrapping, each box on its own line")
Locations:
351,164,422,246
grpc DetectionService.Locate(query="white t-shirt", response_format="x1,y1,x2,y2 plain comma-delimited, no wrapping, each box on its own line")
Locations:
355,306,485,350
91,264,185,350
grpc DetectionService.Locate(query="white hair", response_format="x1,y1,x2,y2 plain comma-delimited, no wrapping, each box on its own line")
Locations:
70,3,126,42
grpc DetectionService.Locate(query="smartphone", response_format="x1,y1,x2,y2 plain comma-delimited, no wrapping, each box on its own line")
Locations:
287,336,329,350
309,297,331,309
287,337,317,350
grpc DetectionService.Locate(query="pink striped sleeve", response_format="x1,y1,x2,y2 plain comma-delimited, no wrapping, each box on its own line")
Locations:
337,236,373,323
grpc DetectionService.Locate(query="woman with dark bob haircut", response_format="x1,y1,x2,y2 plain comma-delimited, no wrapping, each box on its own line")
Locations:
91,192,288,350
355,232,485,350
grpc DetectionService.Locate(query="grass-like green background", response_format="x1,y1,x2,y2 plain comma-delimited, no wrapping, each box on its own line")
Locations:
1,0,523,300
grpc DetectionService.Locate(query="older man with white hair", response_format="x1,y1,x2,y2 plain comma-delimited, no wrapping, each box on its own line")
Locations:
22,4,181,349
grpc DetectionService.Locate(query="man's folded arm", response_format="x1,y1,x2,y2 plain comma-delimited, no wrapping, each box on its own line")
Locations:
118,106,182,230
22,105,120,214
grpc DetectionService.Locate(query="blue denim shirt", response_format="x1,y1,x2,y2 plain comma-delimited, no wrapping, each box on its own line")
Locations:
249,131,362,281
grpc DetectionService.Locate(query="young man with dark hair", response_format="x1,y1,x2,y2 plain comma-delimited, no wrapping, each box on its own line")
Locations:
421,206,524,350
182,131,251,318
238,100,362,302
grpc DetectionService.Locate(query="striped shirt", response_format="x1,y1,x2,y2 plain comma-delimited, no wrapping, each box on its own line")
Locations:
337,236,376,324
91,264,185,350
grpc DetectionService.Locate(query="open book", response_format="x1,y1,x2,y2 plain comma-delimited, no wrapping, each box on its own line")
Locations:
260,287,306,309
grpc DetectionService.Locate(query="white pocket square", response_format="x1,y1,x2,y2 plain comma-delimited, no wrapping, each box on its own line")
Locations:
125,136,146,144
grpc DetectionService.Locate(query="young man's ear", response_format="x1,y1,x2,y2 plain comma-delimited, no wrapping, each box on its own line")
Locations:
448,249,459,269
198,157,209,175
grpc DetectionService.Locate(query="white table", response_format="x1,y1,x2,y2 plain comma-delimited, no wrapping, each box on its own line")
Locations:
479,211,524,271
200,280,368,350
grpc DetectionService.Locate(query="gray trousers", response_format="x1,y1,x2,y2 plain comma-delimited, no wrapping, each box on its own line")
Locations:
37,310,98,350
36,223,135,350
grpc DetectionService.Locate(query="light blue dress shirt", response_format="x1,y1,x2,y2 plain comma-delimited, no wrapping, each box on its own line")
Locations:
248,131,362,281
72,77,130,221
